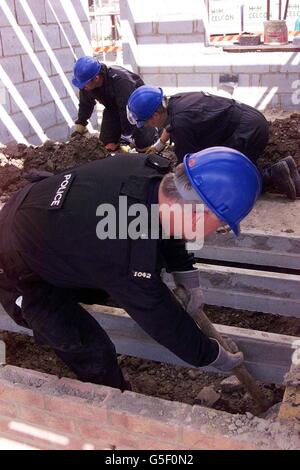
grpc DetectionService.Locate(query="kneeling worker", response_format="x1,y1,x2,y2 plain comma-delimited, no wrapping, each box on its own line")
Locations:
71,56,156,151
127,85,300,200
0,147,261,390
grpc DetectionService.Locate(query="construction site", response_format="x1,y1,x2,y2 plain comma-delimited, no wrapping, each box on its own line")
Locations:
0,0,300,453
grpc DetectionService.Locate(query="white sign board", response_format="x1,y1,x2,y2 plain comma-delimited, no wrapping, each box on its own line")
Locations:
209,0,242,34
243,1,280,32
243,1,300,32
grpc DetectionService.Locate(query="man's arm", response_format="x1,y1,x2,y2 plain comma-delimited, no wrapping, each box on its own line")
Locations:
170,124,200,163
160,238,195,272
75,89,97,126
105,273,218,367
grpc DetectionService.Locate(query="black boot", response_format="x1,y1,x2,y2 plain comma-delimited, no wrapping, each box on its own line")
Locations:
281,156,300,197
262,161,297,200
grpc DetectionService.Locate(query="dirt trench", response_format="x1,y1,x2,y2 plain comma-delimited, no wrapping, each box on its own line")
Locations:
0,113,300,416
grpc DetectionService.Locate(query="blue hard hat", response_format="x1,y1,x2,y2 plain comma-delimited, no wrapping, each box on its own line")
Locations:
184,147,262,236
127,85,163,128
72,56,102,89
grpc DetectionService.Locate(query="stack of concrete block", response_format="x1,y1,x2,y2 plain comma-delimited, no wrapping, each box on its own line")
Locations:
120,0,300,110
0,0,96,146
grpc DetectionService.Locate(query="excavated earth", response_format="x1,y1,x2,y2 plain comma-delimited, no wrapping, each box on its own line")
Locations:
0,114,300,416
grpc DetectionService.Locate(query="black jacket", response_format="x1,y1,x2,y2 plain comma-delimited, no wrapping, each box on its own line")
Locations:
166,92,243,162
2,154,217,368
76,64,144,137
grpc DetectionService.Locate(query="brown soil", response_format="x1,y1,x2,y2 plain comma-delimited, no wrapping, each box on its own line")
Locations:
0,113,300,203
0,113,299,416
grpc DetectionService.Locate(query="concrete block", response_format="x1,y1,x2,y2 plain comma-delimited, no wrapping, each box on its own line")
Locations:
167,34,205,44
0,56,23,84
0,122,13,145
21,52,51,82
53,48,77,73
238,74,250,87
262,73,299,93
45,0,68,23
158,20,193,34
139,66,161,74
15,0,46,25
80,20,91,40
158,66,195,74
31,102,57,130
59,23,82,48
0,34,3,57
33,24,61,51
251,74,262,87
193,19,206,34
27,134,43,146
177,73,212,89
46,123,69,142
10,80,41,113
1,90,11,114
280,94,299,110
55,97,77,124
137,35,167,45
0,0,15,27
143,73,177,88
9,111,31,137
72,0,89,22
40,75,68,103
135,22,153,36
1,26,34,56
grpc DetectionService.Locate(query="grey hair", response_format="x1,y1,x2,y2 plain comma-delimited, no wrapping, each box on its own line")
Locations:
161,163,203,204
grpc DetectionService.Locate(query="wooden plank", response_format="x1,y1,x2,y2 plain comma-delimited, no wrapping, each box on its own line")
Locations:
0,303,296,384
195,263,300,317
223,44,300,52
189,231,300,270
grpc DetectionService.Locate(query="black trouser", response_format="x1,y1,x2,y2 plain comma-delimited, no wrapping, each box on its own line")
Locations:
0,261,126,390
100,108,157,150
223,104,269,164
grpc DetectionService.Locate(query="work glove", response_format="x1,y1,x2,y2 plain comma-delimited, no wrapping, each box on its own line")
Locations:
208,338,244,372
172,270,204,321
71,124,87,137
145,138,166,154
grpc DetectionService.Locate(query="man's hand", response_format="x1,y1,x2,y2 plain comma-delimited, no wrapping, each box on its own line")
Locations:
71,124,87,137
105,143,119,151
208,339,244,372
145,138,166,154
172,270,204,320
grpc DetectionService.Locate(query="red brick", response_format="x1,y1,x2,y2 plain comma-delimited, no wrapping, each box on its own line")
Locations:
44,394,108,422
0,398,17,418
182,427,256,450
109,410,179,441
0,380,45,408
17,406,76,435
0,366,56,386
77,422,139,449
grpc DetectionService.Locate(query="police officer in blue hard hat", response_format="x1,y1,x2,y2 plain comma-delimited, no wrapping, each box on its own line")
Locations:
71,56,157,152
127,85,300,200
0,147,260,390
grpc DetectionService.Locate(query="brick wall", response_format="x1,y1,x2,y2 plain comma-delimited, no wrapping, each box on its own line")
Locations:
120,0,300,110
0,0,96,146
0,365,298,450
